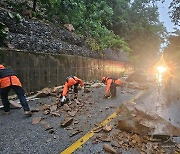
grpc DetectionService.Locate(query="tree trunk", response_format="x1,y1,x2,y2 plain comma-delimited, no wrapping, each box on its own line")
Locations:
33,0,38,12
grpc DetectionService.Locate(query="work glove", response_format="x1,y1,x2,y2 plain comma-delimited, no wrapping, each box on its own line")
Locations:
61,96,66,103
103,94,110,99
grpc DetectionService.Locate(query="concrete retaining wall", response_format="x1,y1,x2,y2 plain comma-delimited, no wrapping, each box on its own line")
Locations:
0,49,130,92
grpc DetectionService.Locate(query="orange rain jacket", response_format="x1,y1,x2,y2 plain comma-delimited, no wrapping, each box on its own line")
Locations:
0,65,22,88
103,77,122,95
62,76,84,96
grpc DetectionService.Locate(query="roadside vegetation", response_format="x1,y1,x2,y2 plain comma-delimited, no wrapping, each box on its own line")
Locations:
1,0,179,64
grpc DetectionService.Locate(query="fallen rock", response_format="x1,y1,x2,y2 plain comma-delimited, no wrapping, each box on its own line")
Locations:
42,104,50,110
91,83,102,88
61,117,73,127
63,104,71,111
44,124,53,131
48,129,55,134
69,129,82,137
73,120,79,125
46,138,52,143
103,144,117,154
51,86,63,94
74,99,81,105
50,93,57,97
32,117,42,125
44,110,50,115
84,88,91,93
68,110,77,117
97,134,111,142
64,24,75,31
9,101,22,108
121,91,125,94
50,112,61,117
50,104,57,112
93,126,103,133
103,125,113,132
31,108,40,112
36,87,51,98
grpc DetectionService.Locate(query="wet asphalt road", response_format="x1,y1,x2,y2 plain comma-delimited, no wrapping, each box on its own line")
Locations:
0,86,141,154
0,81,179,154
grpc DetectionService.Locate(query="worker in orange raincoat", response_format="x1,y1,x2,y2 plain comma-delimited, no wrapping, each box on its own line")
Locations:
0,64,31,116
102,77,123,98
61,76,84,105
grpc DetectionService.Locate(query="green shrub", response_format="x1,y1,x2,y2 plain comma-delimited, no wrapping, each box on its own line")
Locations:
0,22,8,45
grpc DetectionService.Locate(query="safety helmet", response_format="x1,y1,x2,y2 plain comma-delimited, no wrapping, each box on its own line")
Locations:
0,64,5,69
102,77,106,83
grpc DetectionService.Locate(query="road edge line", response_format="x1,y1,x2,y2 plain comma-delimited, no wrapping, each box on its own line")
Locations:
60,90,144,154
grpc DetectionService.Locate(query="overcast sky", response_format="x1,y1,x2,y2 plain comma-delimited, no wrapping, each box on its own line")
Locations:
157,1,180,32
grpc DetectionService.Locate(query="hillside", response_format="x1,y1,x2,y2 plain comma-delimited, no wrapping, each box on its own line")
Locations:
0,7,129,62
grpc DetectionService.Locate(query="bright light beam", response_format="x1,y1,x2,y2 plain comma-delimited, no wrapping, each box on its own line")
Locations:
156,66,167,74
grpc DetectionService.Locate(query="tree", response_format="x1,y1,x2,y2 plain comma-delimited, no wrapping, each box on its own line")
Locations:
38,0,166,62
106,0,166,64
164,30,180,64
169,0,180,25
152,0,180,25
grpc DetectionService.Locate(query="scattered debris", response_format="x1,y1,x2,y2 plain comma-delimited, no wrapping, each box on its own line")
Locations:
93,126,103,133
50,111,61,117
46,138,52,143
103,144,117,154
84,88,91,93
63,104,71,111
60,117,73,128
36,88,51,98
51,86,63,94
50,104,57,112
31,108,40,112
68,110,77,117
44,110,50,115
69,129,82,137
91,83,102,88
97,134,111,142
9,101,22,108
48,129,55,134
44,124,53,131
103,125,113,132
32,117,42,125
42,104,50,110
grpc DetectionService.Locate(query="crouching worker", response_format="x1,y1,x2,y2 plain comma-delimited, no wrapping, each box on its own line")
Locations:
102,77,123,98
61,76,84,106
0,64,31,116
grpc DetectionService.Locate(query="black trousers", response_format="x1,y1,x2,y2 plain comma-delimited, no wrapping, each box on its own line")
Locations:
1,85,30,112
110,83,117,98
73,83,79,93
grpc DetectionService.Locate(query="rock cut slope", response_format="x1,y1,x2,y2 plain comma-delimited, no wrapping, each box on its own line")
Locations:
0,7,128,61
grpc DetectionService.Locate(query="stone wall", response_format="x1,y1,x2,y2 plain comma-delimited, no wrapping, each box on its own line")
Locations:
0,49,130,92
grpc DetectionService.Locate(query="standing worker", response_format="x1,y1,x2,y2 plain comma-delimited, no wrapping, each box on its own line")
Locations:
102,77,123,98
61,76,84,105
0,64,31,116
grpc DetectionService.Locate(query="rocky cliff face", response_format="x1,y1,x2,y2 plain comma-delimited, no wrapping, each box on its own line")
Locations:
0,7,128,61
